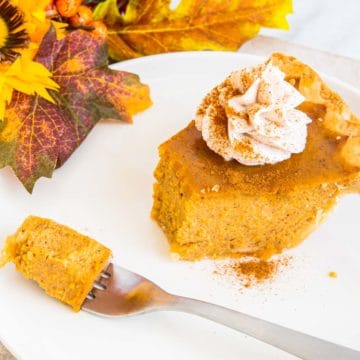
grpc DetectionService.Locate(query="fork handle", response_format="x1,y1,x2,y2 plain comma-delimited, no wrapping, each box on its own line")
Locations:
164,296,360,360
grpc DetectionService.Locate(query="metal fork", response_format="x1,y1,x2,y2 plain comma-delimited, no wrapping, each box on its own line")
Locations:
83,264,360,360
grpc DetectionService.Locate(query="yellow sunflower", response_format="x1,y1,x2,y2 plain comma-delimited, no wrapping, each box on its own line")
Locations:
0,0,28,62
0,0,62,120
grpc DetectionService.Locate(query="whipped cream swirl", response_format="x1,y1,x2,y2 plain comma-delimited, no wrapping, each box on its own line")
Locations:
195,62,311,165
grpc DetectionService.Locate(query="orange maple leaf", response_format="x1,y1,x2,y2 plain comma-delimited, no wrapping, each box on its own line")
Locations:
0,28,151,192
94,0,292,60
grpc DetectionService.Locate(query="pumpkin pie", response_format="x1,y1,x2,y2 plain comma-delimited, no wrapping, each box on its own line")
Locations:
0,216,111,311
152,53,360,260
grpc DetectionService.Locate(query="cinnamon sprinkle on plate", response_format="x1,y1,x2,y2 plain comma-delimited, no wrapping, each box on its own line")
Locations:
214,256,290,288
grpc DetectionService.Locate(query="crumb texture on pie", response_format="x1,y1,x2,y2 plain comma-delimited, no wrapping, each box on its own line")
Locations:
0,216,111,311
152,53,360,261
269,53,360,168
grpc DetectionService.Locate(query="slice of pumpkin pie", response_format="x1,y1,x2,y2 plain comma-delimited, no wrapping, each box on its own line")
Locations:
152,53,360,260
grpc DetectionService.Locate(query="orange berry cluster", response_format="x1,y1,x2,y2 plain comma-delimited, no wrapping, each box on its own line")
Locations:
54,0,107,36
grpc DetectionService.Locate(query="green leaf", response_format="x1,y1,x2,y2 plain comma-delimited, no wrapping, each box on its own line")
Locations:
93,0,123,25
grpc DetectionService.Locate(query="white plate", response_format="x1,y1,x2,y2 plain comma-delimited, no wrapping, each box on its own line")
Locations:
0,52,359,360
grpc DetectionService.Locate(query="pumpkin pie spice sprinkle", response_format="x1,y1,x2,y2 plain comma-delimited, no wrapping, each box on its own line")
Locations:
214,256,291,288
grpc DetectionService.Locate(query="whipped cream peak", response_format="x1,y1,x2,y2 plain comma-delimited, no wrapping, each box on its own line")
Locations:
195,62,311,166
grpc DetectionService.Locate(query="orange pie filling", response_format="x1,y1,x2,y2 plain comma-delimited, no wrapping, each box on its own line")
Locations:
0,216,111,311
152,53,360,260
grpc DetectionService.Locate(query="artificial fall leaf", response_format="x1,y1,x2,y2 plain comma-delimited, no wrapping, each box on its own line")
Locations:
0,27,151,192
93,0,123,25
94,0,292,61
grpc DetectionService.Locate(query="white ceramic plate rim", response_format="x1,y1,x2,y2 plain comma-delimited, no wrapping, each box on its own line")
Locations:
111,50,360,97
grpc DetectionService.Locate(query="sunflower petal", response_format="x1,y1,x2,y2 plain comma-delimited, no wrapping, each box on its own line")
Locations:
0,76,13,120
1,55,60,112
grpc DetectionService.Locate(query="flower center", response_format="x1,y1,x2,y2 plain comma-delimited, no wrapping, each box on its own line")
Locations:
0,17,8,48
0,0,29,62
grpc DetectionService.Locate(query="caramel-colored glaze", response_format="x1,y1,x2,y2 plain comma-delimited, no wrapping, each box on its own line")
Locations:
161,117,358,195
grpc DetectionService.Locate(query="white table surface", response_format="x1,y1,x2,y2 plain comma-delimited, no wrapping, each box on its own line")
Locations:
1,1,359,359
261,0,360,60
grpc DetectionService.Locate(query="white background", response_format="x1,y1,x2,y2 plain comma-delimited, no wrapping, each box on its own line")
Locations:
262,0,360,59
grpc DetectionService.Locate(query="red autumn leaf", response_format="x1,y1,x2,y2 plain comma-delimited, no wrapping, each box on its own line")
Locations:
0,28,152,192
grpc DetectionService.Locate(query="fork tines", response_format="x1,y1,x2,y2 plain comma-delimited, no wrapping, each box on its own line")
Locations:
100,271,111,279
86,270,112,300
